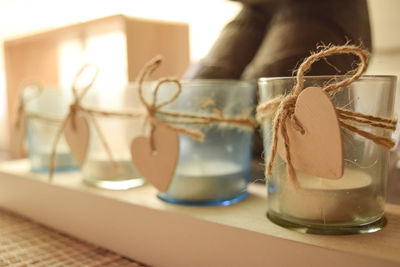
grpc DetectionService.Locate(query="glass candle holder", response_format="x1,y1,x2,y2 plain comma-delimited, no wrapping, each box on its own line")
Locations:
81,88,145,190
259,75,397,234
151,80,256,206
25,88,78,173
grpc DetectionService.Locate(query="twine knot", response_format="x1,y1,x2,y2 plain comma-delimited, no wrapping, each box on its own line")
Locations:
147,106,157,117
69,102,80,114
279,95,297,115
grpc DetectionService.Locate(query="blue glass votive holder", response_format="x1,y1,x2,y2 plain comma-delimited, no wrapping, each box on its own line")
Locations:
152,80,256,206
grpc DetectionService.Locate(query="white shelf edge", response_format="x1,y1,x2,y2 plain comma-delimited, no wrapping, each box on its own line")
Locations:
0,160,398,267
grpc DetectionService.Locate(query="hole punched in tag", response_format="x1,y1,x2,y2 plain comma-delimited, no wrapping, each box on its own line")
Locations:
292,115,305,135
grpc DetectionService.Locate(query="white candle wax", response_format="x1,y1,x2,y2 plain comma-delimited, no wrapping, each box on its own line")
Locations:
166,161,248,201
82,155,141,181
177,161,242,176
278,169,383,223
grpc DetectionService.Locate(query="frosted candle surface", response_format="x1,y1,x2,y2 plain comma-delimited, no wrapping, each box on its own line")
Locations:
176,161,243,177
278,169,383,223
296,169,371,190
83,155,141,181
165,161,248,201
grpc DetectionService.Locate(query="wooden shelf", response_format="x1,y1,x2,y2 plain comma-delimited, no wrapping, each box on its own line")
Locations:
0,159,399,266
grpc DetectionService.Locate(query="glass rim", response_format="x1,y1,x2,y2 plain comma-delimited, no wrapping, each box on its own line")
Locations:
259,75,397,83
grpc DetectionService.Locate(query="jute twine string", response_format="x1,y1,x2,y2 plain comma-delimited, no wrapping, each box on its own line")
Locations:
135,56,257,150
48,64,124,180
14,84,65,156
49,57,256,180
256,45,397,186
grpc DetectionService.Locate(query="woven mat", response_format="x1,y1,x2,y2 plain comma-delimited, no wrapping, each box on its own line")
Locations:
0,209,146,266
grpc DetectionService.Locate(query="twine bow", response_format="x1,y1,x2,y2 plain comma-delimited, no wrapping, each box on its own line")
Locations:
256,45,397,186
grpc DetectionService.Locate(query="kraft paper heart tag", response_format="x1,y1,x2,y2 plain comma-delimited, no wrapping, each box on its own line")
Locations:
64,115,90,165
277,87,344,179
131,124,179,192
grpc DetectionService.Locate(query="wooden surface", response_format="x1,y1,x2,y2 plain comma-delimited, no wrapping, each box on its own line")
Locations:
0,159,399,266
0,208,145,266
125,17,190,81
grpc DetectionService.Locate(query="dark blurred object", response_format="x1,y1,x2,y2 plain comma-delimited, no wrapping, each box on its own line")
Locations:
186,0,372,169
188,5,275,79
189,0,371,80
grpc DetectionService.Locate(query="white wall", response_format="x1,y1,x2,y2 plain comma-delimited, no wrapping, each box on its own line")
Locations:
367,0,400,144
369,0,400,51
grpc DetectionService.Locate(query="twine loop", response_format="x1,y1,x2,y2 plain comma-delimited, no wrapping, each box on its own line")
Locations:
71,64,98,103
257,44,397,186
69,64,99,128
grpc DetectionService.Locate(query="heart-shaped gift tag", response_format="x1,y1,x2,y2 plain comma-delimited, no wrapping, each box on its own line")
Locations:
64,115,90,165
131,124,179,192
277,87,343,179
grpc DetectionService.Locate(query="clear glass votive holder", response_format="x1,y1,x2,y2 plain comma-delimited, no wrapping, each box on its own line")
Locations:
24,88,78,173
81,88,145,190
259,75,397,234
152,80,256,206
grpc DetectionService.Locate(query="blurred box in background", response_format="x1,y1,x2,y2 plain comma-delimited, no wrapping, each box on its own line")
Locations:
4,14,189,158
